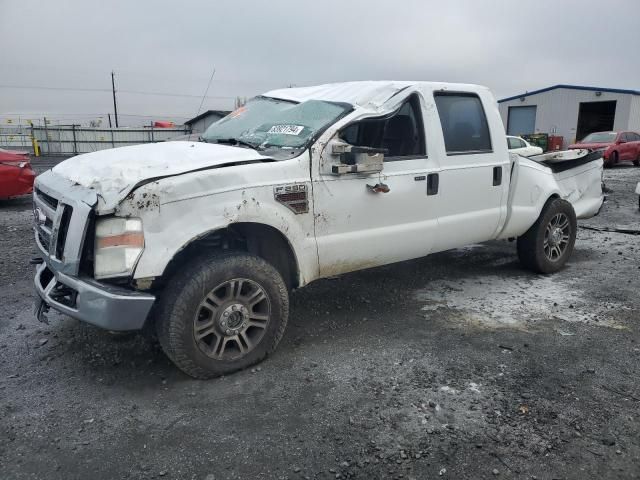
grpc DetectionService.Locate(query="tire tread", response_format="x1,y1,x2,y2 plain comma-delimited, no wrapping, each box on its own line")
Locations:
517,198,577,274
155,251,289,379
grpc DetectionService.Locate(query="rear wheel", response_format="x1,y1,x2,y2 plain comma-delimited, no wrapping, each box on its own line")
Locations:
156,252,289,379
633,151,639,166
517,198,577,274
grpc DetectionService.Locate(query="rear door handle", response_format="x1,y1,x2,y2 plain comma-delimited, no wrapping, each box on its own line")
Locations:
493,166,502,186
427,173,439,195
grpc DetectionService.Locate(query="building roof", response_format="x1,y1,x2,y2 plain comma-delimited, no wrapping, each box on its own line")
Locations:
265,81,488,110
184,110,231,125
498,84,640,103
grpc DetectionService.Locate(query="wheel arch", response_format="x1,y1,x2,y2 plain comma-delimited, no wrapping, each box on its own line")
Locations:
156,222,301,291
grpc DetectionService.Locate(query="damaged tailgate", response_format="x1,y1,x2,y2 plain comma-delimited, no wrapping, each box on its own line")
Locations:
531,149,604,219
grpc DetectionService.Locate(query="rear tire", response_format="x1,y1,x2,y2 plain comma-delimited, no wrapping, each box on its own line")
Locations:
517,198,577,274
633,152,639,167
155,252,289,379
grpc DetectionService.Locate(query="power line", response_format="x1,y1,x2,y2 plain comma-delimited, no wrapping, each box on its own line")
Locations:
0,84,236,99
0,84,109,93
119,89,232,100
0,113,191,119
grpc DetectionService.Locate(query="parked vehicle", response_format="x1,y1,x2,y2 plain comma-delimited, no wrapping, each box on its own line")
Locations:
507,135,543,157
32,81,604,378
0,149,36,200
636,182,640,209
569,131,640,167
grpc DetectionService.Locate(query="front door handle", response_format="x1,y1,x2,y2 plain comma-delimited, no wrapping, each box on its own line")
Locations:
366,183,390,194
493,166,502,186
427,173,439,195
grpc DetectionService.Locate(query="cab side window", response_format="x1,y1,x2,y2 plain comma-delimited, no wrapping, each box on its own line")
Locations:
434,92,492,154
339,95,426,160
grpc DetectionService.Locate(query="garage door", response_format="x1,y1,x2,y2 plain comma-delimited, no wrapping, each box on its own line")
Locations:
507,106,537,136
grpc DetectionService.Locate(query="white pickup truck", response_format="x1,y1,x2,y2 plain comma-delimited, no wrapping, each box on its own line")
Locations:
33,81,604,378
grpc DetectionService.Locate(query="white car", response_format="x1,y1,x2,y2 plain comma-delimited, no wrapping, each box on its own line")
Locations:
507,135,543,157
33,81,604,378
636,182,640,209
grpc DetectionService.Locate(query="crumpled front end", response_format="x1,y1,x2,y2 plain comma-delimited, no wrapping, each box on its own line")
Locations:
32,170,155,331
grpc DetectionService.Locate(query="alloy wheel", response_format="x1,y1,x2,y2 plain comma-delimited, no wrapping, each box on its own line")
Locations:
193,278,271,360
543,213,571,261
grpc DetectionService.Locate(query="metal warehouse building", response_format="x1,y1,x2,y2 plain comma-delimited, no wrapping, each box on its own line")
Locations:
498,85,640,149
184,110,230,135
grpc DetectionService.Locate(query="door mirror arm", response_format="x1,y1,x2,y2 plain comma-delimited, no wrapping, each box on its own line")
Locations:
329,141,386,175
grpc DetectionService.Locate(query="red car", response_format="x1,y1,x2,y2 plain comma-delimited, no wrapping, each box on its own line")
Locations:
0,149,36,200
569,131,640,167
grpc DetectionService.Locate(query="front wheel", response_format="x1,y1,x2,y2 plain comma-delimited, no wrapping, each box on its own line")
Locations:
155,252,289,379
517,198,577,274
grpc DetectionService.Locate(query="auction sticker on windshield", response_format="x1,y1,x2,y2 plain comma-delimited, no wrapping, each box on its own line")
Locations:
268,125,304,135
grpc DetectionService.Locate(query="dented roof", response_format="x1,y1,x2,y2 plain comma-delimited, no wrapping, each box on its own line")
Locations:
264,81,487,110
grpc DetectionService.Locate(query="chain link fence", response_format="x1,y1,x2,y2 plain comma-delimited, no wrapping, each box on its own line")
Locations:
0,124,191,155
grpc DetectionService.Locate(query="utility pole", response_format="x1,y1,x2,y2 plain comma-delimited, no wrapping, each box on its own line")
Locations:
111,71,119,128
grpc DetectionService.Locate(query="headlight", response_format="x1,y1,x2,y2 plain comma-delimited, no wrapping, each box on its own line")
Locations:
94,217,144,279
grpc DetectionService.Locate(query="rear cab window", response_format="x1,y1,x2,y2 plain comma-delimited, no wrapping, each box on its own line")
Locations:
434,92,492,155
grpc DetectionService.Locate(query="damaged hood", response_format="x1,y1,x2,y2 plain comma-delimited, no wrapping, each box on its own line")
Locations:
52,141,269,211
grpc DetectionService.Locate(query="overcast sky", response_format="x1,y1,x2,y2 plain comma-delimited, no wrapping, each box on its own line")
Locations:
1,0,638,126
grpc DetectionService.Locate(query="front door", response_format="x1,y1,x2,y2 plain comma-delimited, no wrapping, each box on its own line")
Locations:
311,94,440,278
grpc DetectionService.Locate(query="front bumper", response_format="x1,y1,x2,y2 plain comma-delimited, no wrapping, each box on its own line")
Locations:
34,262,155,331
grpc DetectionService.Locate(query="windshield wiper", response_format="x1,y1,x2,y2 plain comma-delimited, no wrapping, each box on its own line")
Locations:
214,138,260,150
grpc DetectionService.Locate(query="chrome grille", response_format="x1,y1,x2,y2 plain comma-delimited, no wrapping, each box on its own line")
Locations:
33,190,77,263
32,171,96,276
33,190,66,258
35,188,58,210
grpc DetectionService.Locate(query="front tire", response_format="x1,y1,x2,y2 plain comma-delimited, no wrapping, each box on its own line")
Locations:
155,252,289,379
517,198,577,274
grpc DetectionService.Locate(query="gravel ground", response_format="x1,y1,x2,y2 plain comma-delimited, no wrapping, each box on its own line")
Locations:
1,163,639,480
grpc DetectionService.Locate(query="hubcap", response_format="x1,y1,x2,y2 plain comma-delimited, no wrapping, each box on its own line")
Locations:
193,278,270,360
543,213,571,261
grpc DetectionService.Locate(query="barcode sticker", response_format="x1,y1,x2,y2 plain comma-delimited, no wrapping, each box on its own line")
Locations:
267,125,304,135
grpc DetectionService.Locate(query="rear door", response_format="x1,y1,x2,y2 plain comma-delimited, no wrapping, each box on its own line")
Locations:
430,91,510,251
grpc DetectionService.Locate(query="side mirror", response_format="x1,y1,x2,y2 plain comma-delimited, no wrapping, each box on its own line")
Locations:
329,141,386,175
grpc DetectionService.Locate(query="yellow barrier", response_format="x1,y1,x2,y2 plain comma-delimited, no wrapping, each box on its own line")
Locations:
31,136,40,157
